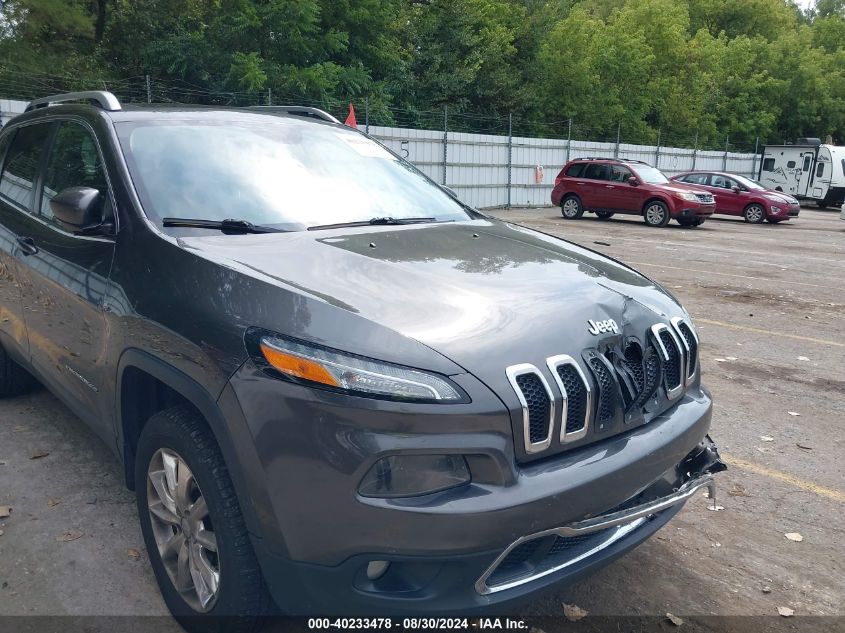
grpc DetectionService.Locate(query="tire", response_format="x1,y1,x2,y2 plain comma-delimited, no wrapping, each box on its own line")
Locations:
643,201,670,227
561,195,584,219
816,201,828,209
595,211,614,220
743,204,766,224
135,405,271,633
0,345,34,398
766,218,782,224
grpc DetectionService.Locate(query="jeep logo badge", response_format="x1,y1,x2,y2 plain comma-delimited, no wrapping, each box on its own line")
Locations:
587,319,619,336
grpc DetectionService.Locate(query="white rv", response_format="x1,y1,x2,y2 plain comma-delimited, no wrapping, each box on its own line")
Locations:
758,139,845,208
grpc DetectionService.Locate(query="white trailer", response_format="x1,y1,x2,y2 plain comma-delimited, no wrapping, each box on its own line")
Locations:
758,140,845,208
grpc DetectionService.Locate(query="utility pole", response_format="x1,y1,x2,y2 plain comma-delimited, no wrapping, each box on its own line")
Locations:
145,75,152,104
566,118,572,163
267,88,272,106
614,122,621,159
692,132,698,171
507,113,513,209
723,135,729,170
442,106,448,185
655,129,661,167
365,97,370,135
752,136,759,179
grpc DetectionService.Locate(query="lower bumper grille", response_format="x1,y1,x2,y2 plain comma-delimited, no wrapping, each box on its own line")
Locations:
484,520,647,590
475,473,717,595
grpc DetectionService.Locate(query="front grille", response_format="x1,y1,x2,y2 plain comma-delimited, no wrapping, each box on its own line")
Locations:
657,329,682,392
508,319,693,458
587,356,616,432
695,193,715,203
674,320,698,380
556,364,588,434
507,365,554,453
515,373,552,444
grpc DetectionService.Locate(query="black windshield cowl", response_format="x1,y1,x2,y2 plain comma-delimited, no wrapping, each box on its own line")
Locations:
162,218,287,234
307,217,438,231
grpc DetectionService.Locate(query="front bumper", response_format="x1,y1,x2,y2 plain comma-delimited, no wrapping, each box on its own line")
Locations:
678,204,715,218
221,362,719,613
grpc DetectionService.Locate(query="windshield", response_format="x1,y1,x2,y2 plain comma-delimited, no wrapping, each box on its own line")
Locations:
115,118,472,231
632,165,669,184
732,174,766,190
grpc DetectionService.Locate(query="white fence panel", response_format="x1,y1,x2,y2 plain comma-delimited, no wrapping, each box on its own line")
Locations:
366,124,758,208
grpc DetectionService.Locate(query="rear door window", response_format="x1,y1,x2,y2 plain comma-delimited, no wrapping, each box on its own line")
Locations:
40,122,111,224
584,163,611,180
0,124,52,212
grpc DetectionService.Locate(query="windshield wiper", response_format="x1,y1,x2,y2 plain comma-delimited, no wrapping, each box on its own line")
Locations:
162,218,286,234
307,216,437,231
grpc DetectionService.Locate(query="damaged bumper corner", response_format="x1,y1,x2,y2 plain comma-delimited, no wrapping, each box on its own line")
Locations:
475,435,727,596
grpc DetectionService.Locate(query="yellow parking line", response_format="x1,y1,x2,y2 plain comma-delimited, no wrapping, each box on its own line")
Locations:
722,453,845,503
695,318,845,348
626,261,831,289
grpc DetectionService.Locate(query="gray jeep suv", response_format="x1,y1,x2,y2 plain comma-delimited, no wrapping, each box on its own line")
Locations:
0,92,724,631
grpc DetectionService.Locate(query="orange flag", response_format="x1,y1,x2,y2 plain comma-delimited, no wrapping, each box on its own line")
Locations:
345,103,357,128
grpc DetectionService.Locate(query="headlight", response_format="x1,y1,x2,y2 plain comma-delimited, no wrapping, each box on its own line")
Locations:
677,192,699,202
249,331,465,402
764,194,784,202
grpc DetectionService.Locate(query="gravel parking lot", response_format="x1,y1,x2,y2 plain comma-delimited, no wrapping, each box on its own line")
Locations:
0,207,843,627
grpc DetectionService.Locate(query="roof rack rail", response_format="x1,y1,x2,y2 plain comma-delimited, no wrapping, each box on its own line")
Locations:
26,91,122,112
575,157,650,165
249,105,339,124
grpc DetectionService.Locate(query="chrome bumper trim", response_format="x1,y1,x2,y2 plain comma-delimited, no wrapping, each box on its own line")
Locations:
475,474,715,595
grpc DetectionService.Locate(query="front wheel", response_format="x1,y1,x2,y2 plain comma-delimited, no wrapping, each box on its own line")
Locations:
643,201,670,227
136,406,271,633
595,211,614,220
561,195,584,219
743,204,766,224
816,200,828,209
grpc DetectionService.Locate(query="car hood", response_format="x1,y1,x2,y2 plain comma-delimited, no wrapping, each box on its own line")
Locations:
656,182,709,196
179,219,685,387
763,190,798,204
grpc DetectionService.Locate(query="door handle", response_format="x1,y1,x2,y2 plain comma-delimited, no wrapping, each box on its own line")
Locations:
16,236,38,256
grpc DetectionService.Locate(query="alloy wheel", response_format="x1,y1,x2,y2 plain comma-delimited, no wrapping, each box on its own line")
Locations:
745,205,765,223
562,199,580,218
645,204,666,225
147,448,220,612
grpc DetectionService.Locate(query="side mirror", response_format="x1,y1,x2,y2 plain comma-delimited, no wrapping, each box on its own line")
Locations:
627,176,640,186
441,185,458,199
50,187,111,234
731,185,742,193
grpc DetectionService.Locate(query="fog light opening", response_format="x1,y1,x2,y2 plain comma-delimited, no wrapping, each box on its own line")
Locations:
366,560,390,581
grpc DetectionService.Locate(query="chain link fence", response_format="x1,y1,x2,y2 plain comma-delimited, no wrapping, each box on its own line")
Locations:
0,70,763,208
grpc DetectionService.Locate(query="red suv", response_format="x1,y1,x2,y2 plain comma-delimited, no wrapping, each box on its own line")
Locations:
551,158,716,227
670,171,800,223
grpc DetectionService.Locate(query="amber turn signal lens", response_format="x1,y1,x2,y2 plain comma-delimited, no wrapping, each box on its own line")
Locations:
259,342,340,387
